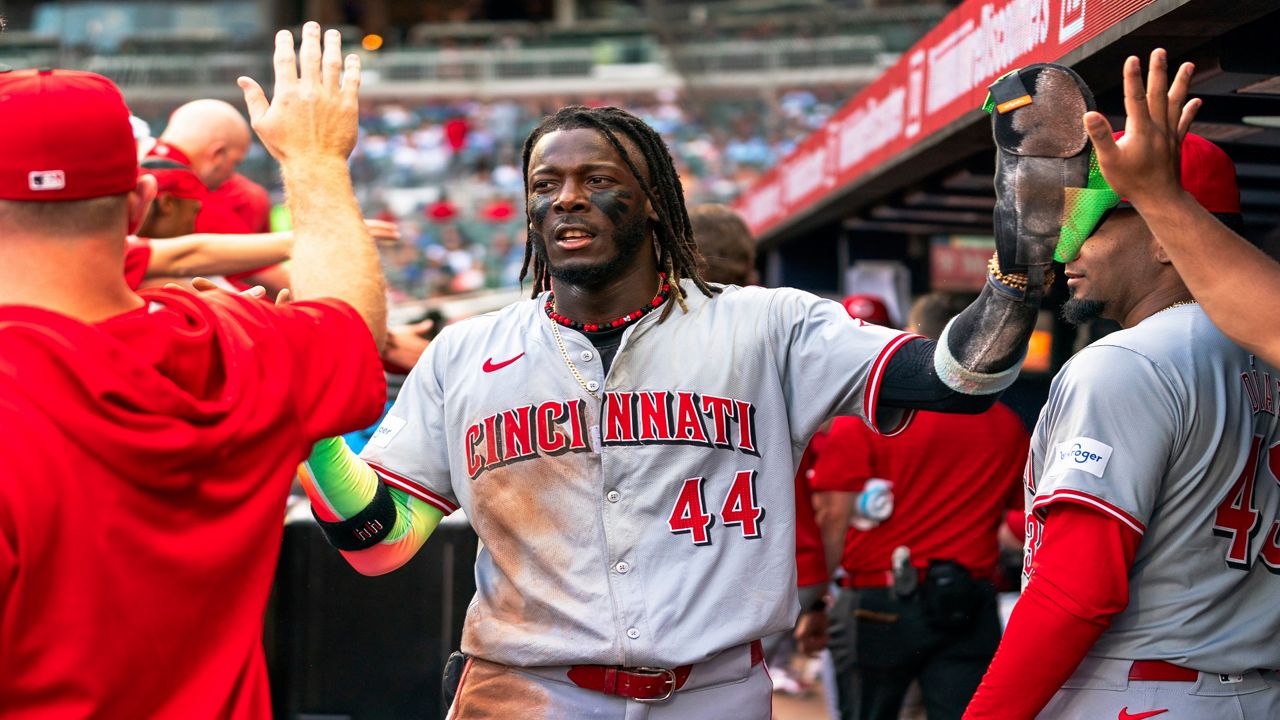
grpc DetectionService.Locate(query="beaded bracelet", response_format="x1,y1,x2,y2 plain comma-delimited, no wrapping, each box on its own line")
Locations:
987,253,1054,295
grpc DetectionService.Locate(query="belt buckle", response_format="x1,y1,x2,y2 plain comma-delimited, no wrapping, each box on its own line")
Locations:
630,666,677,703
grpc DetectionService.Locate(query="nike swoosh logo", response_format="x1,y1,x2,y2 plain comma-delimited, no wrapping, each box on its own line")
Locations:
482,353,525,373
1119,708,1169,720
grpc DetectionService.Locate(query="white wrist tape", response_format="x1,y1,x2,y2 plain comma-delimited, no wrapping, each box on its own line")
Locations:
933,316,1026,396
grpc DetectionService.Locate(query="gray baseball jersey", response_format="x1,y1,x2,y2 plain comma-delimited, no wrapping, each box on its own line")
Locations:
361,280,917,668
1024,304,1280,673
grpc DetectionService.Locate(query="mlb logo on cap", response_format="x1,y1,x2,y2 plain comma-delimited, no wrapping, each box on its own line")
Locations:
28,171,67,192
0,69,137,201
27,169,67,189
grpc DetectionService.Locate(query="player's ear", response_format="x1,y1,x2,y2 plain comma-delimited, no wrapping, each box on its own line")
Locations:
645,197,658,223
127,174,158,235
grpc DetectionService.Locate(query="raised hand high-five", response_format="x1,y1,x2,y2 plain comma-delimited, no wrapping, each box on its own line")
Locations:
236,22,387,349
238,23,361,163
1079,48,1280,367
1082,48,1200,210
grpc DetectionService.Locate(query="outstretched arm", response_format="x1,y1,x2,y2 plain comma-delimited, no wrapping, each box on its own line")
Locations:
299,437,442,575
1084,49,1280,365
882,64,1093,411
146,219,400,282
238,22,387,350
145,231,292,279
877,276,1040,414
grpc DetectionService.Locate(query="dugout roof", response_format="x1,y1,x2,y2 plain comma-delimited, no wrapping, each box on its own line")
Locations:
735,0,1280,252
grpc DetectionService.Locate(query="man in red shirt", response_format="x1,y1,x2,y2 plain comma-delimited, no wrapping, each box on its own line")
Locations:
213,171,272,233
0,23,387,719
152,98,288,293
812,292,1029,720
137,158,207,239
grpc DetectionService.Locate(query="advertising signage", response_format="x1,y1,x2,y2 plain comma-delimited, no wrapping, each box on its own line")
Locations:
734,0,1161,238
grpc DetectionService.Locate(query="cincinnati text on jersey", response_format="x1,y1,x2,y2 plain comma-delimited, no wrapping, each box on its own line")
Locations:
465,391,760,478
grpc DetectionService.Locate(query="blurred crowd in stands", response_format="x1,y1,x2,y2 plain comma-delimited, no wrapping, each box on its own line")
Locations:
147,85,849,303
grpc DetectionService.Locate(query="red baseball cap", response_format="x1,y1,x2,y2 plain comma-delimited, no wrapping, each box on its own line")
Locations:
1113,131,1240,214
0,69,138,201
140,158,207,202
842,294,891,326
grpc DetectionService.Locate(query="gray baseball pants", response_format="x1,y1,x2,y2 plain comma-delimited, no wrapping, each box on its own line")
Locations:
447,640,772,719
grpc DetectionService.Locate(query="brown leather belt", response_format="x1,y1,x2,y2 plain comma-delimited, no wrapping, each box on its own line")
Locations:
1128,660,1198,682
566,639,764,702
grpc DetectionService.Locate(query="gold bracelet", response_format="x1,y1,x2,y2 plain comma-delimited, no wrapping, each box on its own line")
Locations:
988,253,1054,294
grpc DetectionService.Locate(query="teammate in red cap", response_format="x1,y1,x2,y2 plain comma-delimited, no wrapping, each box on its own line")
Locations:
151,98,287,293
1080,48,1280,367
138,158,208,238
123,155,400,291
965,51,1280,720
842,294,892,327
0,24,387,718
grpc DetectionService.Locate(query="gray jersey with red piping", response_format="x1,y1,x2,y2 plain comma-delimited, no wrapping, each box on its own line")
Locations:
360,280,917,668
1024,304,1280,673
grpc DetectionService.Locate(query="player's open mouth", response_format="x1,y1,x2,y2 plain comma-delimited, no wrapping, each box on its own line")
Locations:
555,225,597,251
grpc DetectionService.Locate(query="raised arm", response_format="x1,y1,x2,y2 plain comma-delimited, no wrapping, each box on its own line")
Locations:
237,22,386,349
1084,48,1280,365
881,64,1095,411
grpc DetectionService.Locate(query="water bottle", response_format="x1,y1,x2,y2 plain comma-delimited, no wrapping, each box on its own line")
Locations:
853,479,894,530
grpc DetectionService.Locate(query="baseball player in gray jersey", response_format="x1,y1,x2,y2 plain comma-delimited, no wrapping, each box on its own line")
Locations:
295,63,1095,718
966,54,1280,720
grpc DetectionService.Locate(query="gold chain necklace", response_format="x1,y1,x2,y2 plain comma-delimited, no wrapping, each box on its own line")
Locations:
550,318,600,400
547,276,667,401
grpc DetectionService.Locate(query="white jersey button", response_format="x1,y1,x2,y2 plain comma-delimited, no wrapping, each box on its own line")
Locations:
606,490,621,503
580,350,594,361
586,380,600,392
626,627,640,639
614,561,630,574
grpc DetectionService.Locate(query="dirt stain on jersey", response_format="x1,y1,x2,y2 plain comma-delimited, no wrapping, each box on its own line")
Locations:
465,451,610,654
450,659,552,719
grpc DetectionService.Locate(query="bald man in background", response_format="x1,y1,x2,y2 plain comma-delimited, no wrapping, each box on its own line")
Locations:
157,99,250,193
152,99,287,293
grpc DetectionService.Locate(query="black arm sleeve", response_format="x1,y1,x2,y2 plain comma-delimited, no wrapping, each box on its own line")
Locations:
878,338,998,413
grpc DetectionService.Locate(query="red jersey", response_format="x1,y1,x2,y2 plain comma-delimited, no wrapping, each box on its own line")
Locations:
193,190,252,235
202,174,277,290
794,431,829,587
191,191,264,291
0,289,384,719
811,404,1028,578
211,172,272,234
123,235,152,290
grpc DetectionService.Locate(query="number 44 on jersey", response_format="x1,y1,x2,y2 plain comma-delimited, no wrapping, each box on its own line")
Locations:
668,470,765,545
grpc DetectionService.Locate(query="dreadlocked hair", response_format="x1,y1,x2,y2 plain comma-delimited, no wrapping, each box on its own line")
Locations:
518,105,718,319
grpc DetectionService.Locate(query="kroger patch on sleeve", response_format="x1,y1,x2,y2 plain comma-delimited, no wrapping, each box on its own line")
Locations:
368,415,407,448
1049,437,1113,479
